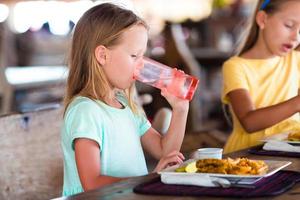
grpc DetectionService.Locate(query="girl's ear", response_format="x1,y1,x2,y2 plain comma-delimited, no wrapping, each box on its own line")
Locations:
256,11,267,29
95,45,107,66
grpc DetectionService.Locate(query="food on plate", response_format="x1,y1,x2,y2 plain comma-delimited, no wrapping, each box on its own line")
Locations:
175,161,198,173
185,161,198,173
175,158,268,175
175,166,186,172
287,131,300,141
227,158,268,175
196,158,230,174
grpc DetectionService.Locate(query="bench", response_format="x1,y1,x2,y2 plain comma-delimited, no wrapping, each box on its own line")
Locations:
0,107,63,200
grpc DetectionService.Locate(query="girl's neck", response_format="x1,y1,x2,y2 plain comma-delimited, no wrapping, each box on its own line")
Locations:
103,90,124,109
103,96,124,109
241,36,279,60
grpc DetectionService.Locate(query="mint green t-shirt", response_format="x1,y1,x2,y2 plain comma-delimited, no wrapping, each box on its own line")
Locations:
61,96,151,196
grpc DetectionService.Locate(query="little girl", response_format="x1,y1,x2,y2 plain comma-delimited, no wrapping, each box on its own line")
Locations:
61,3,189,196
222,0,300,153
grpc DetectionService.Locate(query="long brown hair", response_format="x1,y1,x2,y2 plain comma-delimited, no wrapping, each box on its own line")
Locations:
237,0,298,55
64,3,148,114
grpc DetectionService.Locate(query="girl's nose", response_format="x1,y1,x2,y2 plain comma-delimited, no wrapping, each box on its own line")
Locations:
136,57,144,69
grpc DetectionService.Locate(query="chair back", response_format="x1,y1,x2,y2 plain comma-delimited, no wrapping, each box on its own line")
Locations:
0,107,63,200
164,23,203,132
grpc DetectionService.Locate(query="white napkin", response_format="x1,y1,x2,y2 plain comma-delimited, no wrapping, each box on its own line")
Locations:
263,140,300,153
160,173,230,187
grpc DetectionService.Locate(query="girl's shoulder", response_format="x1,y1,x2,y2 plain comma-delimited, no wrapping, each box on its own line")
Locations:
222,56,248,69
224,54,285,66
65,96,100,116
69,96,97,108
224,56,241,63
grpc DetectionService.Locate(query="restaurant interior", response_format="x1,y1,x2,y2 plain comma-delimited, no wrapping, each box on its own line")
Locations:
2,0,300,200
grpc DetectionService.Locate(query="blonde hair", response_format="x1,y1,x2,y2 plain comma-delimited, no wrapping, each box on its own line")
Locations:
64,3,148,115
237,0,299,55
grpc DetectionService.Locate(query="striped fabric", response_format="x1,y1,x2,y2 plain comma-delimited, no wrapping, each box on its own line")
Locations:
134,171,300,197
249,146,300,158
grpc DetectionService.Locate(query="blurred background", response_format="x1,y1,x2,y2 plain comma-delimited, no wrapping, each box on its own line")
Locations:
0,0,258,144
0,0,259,199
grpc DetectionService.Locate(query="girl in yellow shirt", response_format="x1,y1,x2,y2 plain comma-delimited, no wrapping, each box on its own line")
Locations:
222,0,300,153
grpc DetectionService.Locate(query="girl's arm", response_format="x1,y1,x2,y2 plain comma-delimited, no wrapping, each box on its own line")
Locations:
228,89,300,133
141,89,189,159
74,138,124,191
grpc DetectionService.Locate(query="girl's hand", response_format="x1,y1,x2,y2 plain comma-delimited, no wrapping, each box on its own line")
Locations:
161,88,189,113
152,150,185,173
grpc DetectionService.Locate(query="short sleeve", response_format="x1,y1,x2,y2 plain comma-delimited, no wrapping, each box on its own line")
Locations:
222,58,248,104
65,100,103,150
134,113,151,137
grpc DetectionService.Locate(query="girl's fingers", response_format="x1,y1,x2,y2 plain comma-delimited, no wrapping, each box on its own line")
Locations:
162,155,184,167
153,151,185,172
177,152,185,160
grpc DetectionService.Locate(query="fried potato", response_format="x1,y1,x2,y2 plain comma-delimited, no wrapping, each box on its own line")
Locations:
288,131,300,141
176,158,268,175
232,158,268,175
229,166,252,175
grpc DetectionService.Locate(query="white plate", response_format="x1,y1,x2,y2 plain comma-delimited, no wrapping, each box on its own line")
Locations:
159,159,291,179
261,132,300,144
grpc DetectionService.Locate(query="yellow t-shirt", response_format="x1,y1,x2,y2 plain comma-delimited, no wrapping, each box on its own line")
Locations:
222,50,300,153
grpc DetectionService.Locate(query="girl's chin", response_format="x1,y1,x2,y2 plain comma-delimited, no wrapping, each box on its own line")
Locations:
272,49,289,57
277,51,289,57
116,83,132,90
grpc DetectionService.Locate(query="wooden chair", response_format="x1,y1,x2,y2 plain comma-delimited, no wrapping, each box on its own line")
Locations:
0,23,8,114
163,23,203,133
0,107,63,200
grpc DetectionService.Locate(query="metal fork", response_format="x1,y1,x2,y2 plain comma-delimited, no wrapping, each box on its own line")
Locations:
212,180,256,189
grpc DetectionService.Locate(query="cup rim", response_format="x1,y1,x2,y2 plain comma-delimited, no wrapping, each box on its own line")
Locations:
197,148,223,153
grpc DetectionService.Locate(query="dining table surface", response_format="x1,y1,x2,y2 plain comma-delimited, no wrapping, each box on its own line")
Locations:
53,147,300,200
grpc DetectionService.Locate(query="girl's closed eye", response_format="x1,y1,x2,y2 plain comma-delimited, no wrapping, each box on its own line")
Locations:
284,21,294,29
131,54,143,60
284,23,293,29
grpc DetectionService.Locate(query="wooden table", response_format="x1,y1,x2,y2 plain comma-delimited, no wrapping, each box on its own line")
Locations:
53,149,300,200
0,66,67,114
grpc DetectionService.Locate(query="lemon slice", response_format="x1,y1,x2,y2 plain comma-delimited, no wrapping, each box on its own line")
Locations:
185,161,198,173
175,166,186,172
